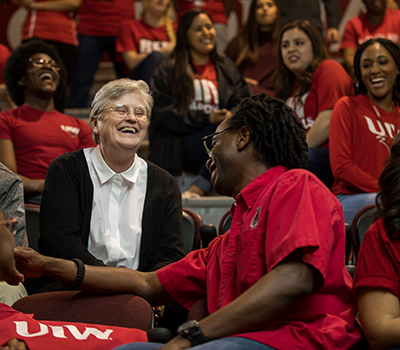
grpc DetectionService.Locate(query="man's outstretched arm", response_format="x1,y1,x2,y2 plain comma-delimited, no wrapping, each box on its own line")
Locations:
14,247,175,306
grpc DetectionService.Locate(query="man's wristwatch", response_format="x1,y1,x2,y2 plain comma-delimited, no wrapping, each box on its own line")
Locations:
177,320,209,346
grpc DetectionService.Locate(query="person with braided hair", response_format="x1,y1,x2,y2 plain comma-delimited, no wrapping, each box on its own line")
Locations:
13,94,362,350
353,133,400,350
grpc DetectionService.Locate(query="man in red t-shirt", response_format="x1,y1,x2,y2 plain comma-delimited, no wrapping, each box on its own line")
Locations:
0,40,95,203
12,95,363,350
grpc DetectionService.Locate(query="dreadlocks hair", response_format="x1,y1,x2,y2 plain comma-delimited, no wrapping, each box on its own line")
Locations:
228,93,308,169
354,38,400,106
3,39,67,112
376,133,400,240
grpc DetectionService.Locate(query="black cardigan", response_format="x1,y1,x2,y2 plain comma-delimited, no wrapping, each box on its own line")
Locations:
39,149,184,272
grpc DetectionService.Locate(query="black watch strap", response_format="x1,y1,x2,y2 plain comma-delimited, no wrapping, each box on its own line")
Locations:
177,320,209,346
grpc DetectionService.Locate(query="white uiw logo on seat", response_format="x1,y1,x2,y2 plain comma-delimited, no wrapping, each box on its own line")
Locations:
14,321,113,340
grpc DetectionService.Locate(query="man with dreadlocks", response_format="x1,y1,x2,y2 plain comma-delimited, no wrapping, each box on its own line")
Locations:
13,94,363,350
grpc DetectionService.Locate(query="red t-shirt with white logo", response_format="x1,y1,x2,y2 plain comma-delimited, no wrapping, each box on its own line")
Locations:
0,104,95,179
0,303,147,350
286,60,354,147
340,9,400,50
330,94,400,195
190,60,219,115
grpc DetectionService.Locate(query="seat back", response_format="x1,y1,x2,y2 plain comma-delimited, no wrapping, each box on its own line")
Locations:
218,210,232,236
187,298,209,321
182,208,202,254
12,291,154,330
351,204,378,260
25,204,41,251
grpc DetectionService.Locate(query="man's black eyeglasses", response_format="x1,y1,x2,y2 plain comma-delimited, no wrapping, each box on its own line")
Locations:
202,127,235,157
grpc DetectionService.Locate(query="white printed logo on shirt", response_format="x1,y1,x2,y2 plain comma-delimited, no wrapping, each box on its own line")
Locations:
286,93,314,131
138,39,169,54
189,78,219,114
364,115,397,152
60,125,80,137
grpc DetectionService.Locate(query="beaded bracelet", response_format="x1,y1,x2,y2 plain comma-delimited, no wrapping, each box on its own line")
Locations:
70,258,85,289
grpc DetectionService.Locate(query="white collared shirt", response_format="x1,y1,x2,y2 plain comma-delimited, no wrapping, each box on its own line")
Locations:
84,147,148,269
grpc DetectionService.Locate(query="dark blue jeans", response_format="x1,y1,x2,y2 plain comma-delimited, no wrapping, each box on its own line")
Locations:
113,337,276,350
68,34,125,108
307,147,334,190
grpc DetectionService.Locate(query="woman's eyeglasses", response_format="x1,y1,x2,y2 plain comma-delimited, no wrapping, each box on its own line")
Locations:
28,58,61,71
0,218,17,236
99,104,147,120
202,127,235,157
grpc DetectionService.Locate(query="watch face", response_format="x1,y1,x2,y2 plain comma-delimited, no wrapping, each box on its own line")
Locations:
178,320,199,334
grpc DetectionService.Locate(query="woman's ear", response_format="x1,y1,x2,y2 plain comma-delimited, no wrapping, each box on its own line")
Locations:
91,118,99,135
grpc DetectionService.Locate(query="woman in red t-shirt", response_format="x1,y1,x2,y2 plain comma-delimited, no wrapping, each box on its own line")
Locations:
149,9,249,198
330,38,400,224
353,132,400,350
273,20,353,189
116,0,176,83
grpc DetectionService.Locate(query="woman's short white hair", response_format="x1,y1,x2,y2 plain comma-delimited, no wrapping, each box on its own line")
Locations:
89,78,154,144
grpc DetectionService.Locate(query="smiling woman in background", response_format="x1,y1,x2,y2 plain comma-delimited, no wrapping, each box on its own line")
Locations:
330,38,400,224
149,9,249,198
273,20,353,189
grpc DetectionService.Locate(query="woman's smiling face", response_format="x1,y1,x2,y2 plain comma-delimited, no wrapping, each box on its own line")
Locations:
360,42,399,103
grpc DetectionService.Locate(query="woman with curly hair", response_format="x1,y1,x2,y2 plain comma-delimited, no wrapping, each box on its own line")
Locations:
225,0,280,95
353,132,400,350
330,38,400,224
149,9,249,197
0,40,95,203
273,20,353,189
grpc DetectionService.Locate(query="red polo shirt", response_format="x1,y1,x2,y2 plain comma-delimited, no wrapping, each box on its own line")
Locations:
158,166,362,349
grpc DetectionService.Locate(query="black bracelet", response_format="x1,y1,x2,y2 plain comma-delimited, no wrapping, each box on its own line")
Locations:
70,258,85,289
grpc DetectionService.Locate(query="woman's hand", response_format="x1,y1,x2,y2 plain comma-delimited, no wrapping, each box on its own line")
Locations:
209,109,231,124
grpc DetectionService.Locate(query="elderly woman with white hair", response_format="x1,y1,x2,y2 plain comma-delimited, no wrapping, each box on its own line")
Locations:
32,78,184,293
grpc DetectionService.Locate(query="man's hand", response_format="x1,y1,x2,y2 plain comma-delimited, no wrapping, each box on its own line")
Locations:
0,338,28,350
159,335,192,350
14,247,47,279
0,228,24,285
